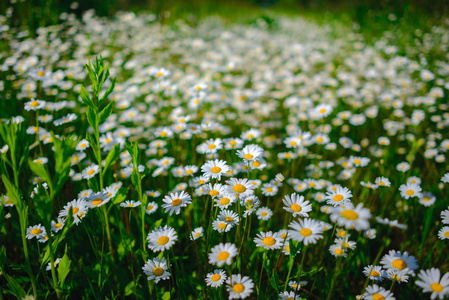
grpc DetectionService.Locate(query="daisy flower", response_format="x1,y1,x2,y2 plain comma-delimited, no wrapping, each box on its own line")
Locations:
76,139,90,151
419,192,436,207
218,210,240,226
184,165,199,176
59,199,88,225
399,183,422,199
33,157,48,165
375,177,391,187
363,284,396,300
46,258,61,271
208,243,238,267
442,173,449,183
329,244,347,258
396,162,410,173
147,225,178,252
441,209,449,224
120,200,141,208
325,186,352,206
146,190,161,198
282,193,312,217
24,98,45,111
190,227,204,241
438,227,449,240
201,160,230,180
85,191,110,208
142,257,171,283
226,274,254,299
204,183,226,198
26,224,46,239
78,189,93,199
380,250,418,275
254,231,282,250
363,265,386,282
50,218,65,233
256,207,273,221
387,269,409,284
415,268,449,300
214,195,236,210
225,178,255,198
212,219,233,233
146,202,158,215
329,203,371,231
205,269,227,287
261,183,278,196
82,164,100,180
236,144,264,162
224,138,243,150
161,191,192,215
279,291,301,300
288,218,323,245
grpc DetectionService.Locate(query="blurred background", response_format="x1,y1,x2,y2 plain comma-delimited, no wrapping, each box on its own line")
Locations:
3,0,449,29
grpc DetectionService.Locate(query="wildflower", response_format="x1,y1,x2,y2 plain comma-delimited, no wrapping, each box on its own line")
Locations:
147,226,178,252
399,183,422,199
146,202,158,215
415,268,449,300
142,257,171,283
279,291,301,300
46,258,61,271
59,199,88,225
225,178,255,198
120,200,141,208
256,207,273,221
363,284,396,300
236,144,264,162
226,274,254,299
85,191,110,208
375,177,391,187
218,210,240,226
205,269,227,287
282,193,312,217
387,270,409,284
438,227,449,240
26,224,46,239
190,227,204,240
24,98,45,111
201,159,230,180
161,191,192,215
51,218,65,233
288,218,323,245
330,203,371,231
363,265,386,282
329,244,347,258
214,195,236,210
82,164,99,180
254,231,282,250
380,250,418,275
209,243,238,267
212,219,233,233
76,139,90,151
325,186,352,206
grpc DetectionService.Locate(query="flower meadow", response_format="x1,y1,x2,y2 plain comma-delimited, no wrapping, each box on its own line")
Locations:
1,6,449,300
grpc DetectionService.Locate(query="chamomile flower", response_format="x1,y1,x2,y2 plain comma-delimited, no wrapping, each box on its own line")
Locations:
254,231,283,250
225,178,255,198
190,227,204,240
375,177,391,187
256,207,273,221
415,268,449,300
261,183,278,196
212,219,233,233
363,265,386,282
279,291,301,300
204,183,226,198
142,257,171,283
46,258,61,271
218,210,240,226
419,192,436,207
330,203,371,231
387,269,409,284
161,191,192,215
120,200,141,208
329,244,347,257
26,224,46,239
226,274,254,299
380,250,418,275
399,183,422,199
205,269,227,287
147,225,178,252
146,202,158,214
236,144,264,162
85,191,110,208
282,193,312,217
325,186,352,206
25,98,45,111
209,243,238,267
51,218,65,233
201,159,230,180
363,284,396,300
214,195,236,209
59,199,88,225
438,227,449,240
288,218,323,245
82,164,99,180
76,139,90,151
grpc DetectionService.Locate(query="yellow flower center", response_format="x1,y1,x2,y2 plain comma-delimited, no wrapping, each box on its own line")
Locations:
353,159,361,165
316,137,323,143
198,180,205,185
171,198,182,206
55,223,62,228
300,228,312,237
341,242,349,248
372,293,385,300
261,212,267,216
335,248,343,255
233,283,245,293
319,108,326,114
152,267,164,276
266,187,273,192
233,184,246,193
157,236,169,245
92,198,103,206
160,131,167,137
72,207,79,215
370,271,380,277
209,190,219,197
262,237,276,246
290,204,302,212
220,198,230,205
333,194,344,202
147,205,153,210
127,203,134,207
218,223,227,229
208,144,216,149
341,210,358,220
253,161,261,167
211,166,221,173
392,259,407,270
430,283,444,293
87,169,96,175
186,170,193,175
37,71,45,76
225,216,234,222
31,228,42,235
217,251,229,261
211,274,221,282
244,154,254,160
406,190,414,196
444,231,449,237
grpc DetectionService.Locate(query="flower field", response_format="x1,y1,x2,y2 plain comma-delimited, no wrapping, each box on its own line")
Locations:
1,4,449,300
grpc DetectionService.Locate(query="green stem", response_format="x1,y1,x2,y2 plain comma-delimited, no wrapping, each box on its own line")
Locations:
325,257,342,300
293,246,307,298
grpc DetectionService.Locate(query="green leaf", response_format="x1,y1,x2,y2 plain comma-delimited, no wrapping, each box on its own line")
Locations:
162,291,171,300
99,100,114,124
1,175,21,208
3,272,27,299
111,188,128,205
153,218,164,228
124,280,136,296
80,85,94,108
58,251,71,286
271,271,280,294
86,107,98,134
28,160,52,189
0,245,6,268
104,143,120,173
100,77,116,103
